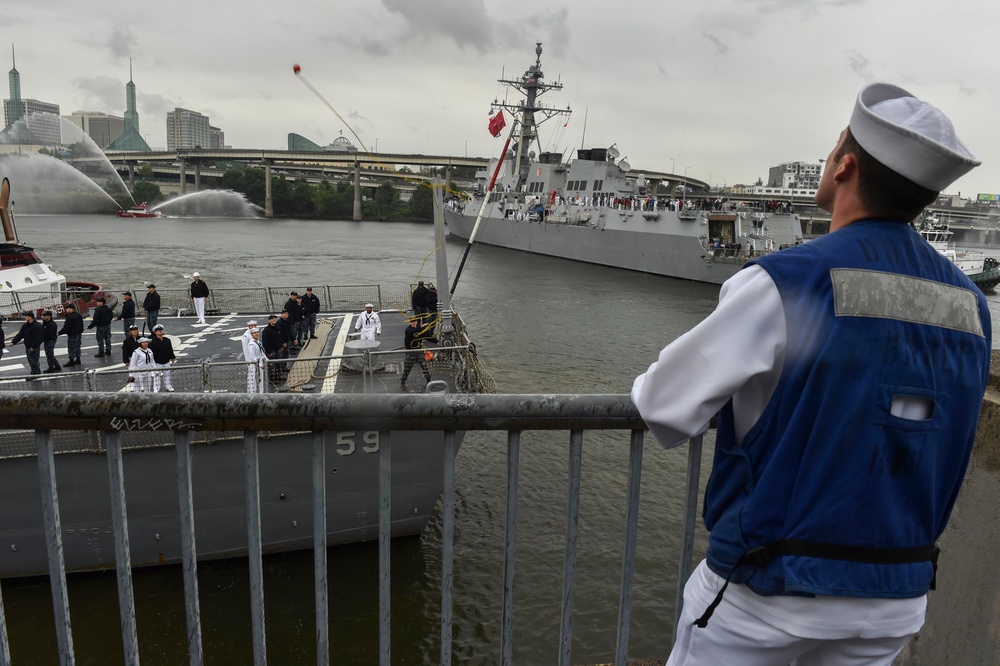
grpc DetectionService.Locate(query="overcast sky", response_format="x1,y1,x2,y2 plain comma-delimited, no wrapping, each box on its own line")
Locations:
5,0,999,197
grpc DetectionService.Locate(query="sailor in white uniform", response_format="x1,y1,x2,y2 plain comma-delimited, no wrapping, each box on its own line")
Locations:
245,328,267,393
241,320,258,360
128,338,156,392
354,304,381,341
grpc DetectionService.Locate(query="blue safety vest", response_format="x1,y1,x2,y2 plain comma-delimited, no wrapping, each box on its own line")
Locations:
704,219,991,598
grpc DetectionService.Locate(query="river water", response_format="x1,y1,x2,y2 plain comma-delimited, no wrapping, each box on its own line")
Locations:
3,215,999,665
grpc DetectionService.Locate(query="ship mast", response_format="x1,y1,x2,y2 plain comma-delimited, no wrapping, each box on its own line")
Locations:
491,43,571,188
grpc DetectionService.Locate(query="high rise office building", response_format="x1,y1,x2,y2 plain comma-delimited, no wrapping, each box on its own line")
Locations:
166,108,211,150
65,111,125,148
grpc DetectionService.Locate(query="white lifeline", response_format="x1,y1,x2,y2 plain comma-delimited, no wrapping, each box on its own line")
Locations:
354,309,381,341
632,266,925,665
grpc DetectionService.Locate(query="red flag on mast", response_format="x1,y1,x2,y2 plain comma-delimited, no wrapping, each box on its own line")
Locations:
488,110,506,137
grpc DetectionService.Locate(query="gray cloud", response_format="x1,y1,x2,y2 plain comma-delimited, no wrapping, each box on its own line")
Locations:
378,1,569,55
845,50,875,80
106,28,137,59
136,92,178,123
383,0,495,52
959,84,977,96
71,76,124,112
702,33,729,56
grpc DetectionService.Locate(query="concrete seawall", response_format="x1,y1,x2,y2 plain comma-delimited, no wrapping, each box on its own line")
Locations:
898,350,1000,664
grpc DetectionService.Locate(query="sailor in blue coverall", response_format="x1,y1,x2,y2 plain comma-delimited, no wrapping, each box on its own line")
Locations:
633,83,991,666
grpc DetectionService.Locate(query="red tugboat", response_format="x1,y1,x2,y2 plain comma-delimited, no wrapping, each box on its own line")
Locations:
116,203,163,218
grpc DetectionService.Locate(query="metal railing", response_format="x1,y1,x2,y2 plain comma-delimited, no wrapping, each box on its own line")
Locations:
0,392,702,666
0,284,417,320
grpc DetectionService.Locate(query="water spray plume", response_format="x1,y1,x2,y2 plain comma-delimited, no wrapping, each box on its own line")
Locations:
292,67,369,153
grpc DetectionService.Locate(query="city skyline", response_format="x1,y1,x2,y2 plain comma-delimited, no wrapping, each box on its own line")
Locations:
3,0,1000,197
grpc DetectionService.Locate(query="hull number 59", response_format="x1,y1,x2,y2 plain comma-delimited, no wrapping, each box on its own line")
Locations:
336,431,380,455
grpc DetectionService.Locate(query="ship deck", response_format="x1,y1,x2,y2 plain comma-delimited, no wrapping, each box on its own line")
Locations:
0,308,481,397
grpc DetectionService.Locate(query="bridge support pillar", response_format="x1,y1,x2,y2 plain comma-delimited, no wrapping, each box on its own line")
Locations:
264,161,273,218
353,161,362,221
194,162,201,192
127,162,135,187
178,158,187,195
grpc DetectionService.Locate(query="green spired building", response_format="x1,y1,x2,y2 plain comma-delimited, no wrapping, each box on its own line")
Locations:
106,60,150,152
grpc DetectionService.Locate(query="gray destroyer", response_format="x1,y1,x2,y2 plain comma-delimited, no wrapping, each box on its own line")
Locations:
445,44,803,285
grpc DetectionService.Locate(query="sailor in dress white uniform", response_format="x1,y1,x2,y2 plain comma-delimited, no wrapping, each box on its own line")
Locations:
354,304,381,341
245,329,267,393
128,338,156,392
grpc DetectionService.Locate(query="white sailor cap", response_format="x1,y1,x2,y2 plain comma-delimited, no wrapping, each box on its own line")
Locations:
247,320,258,326
193,272,200,277
153,324,164,331
365,303,374,308
849,83,980,192
139,337,150,343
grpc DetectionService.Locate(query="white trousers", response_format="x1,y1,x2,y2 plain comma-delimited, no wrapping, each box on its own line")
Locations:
667,561,914,666
193,297,206,322
247,362,264,393
359,329,377,341
154,364,173,391
133,371,152,392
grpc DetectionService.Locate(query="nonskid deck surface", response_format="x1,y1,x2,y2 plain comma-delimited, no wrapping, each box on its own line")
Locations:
0,309,445,395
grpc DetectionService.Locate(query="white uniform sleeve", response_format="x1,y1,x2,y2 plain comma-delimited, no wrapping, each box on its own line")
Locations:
354,314,361,332
375,314,381,334
631,266,786,449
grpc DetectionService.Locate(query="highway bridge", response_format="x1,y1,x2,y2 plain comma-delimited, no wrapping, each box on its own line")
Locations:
105,148,711,218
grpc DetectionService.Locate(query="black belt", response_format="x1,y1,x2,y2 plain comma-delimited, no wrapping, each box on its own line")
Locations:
694,539,939,628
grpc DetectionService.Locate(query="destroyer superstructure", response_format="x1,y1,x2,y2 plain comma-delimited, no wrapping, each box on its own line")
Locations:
445,44,803,285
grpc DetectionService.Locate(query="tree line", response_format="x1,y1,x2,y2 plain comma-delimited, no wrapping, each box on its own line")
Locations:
130,164,469,221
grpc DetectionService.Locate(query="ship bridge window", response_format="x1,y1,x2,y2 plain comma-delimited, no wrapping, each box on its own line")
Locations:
594,180,603,190
578,180,588,191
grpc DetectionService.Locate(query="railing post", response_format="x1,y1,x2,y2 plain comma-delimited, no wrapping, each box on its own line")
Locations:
500,430,521,666
312,432,329,666
558,430,583,666
175,431,204,666
440,430,458,666
378,430,391,666
105,431,140,666
244,431,267,666
0,573,10,666
614,429,644,666
36,430,76,666
673,433,704,643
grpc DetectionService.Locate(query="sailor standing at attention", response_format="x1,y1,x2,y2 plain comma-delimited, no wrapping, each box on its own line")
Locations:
241,320,258,360
142,284,160,332
116,291,136,336
632,83,991,666
245,328,267,393
189,272,210,325
128,337,156,392
149,324,177,392
354,303,381,341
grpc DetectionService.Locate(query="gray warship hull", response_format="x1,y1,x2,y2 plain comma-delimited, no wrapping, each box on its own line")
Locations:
0,300,489,579
446,207,801,285
0,427,452,578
